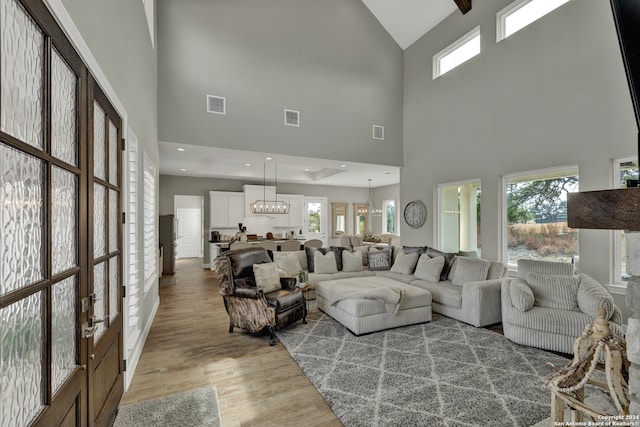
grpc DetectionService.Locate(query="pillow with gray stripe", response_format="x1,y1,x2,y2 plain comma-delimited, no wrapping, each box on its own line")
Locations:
451,257,490,286
525,272,580,311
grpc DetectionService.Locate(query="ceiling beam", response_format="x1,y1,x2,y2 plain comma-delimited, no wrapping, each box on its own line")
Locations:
453,0,472,14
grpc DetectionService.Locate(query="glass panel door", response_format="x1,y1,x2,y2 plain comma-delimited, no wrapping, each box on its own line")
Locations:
304,197,327,246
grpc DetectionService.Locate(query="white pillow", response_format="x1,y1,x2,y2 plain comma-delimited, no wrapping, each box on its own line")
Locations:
275,253,303,277
451,257,490,286
314,251,338,274
252,262,281,294
414,255,444,282
526,272,580,311
342,250,364,272
390,251,419,275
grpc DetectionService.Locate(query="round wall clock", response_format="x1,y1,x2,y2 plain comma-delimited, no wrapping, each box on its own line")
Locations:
404,200,427,229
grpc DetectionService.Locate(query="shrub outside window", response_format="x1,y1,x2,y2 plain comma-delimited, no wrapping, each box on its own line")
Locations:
383,200,396,234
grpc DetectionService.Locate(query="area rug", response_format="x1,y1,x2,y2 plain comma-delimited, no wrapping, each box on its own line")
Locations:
276,311,610,427
113,385,221,427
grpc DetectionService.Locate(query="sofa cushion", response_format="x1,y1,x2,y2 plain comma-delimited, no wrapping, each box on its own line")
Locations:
451,257,490,286
274,250,307,272
253,262,282,293
390,251,419,275
342,250,364,272
425,247,456,281
368,248,392,271
577,274,615,318
506,305,595,337
402,245,428,255
275,252,303,277
526,272,580,311
487,261,507,280
375,270,416,284
517,259,573,279
330,246,351,271
510,279,535,312
414,255,444,282
353,245,370,266
305,247,330,273
307,270,376,286
314,251,338,274
411,280,462,309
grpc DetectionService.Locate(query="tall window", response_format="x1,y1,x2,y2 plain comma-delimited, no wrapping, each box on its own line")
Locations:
143,152,157,291
504,166,578,271
613,157,639,284
383,200,396,234
307,202,321,233
437,180,481,254
433,27,480,79
497,0,570,41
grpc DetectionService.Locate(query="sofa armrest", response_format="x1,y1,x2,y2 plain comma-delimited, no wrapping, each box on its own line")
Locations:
233,287,262,299
461,279,502,327
577,274,615,319
280,277,297,290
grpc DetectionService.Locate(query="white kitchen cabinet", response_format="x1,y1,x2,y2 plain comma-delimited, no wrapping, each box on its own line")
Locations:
274,194,303,227
210,191,244,227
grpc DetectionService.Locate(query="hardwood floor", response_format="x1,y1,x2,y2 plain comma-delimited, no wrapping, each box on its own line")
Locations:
120,258,341,427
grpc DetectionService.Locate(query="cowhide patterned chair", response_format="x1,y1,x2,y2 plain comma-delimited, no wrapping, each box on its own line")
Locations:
215,247,306,346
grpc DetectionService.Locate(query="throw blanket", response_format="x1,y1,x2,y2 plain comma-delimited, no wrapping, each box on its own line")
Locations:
327,282,406,316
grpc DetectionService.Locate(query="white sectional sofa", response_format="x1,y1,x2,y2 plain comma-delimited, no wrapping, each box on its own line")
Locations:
272,245,507,329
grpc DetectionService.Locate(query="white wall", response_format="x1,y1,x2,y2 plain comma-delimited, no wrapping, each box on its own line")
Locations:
402,0,637,288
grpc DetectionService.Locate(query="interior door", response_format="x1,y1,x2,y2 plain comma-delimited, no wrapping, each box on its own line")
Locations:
176,208,201,258
304,197,328,246
0,1,123,426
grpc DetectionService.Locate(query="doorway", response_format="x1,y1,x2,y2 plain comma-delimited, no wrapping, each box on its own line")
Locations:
174,195,203,259
304,197,328,246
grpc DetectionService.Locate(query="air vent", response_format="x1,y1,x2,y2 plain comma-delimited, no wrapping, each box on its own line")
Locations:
373,125,384,140
284,109,300,127
207,95,226,115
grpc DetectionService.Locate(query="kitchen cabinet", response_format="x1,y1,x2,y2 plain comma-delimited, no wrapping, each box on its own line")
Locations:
274,194,303,227
210,191,244,227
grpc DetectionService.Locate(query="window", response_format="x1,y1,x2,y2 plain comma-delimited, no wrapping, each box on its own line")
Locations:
503,166,578,271
143,152,157,291
142,0,155,48
126,133,141,350
433,27,480,79
613,157,638,285
497,0,570,42
437,180,481,255
383,200,396,234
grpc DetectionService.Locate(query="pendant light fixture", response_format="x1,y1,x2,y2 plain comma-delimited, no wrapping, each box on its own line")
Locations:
362,178,382,217
250,162,290,214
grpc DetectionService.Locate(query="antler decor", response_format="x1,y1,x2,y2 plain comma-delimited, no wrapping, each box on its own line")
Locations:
546,309,630,422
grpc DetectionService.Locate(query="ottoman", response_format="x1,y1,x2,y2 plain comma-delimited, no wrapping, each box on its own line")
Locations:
316,276,432,335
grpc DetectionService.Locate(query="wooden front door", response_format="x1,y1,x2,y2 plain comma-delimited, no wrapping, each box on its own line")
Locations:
0,1,123,426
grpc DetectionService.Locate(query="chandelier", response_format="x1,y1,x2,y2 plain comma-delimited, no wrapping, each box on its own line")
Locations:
250,163,290,214
359,179,382,217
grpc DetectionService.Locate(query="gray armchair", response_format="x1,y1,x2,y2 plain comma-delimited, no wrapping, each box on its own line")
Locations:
501,259,623,354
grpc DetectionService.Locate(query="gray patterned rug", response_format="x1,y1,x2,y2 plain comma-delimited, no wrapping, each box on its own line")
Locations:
113,386,221,427
276,310,609,427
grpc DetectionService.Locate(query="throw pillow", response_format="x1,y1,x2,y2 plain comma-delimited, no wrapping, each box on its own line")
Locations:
329,246,351,271
487,261,507,280
425,247,456,281
525,272,580,311
252,262,282,294
353,245,369,266
402,246,428,255
314,251,338,274
577,274,615,318
305,247,328,273
275,253,303,277
342,250,364,272
390,251,419,275
451,257,491,286
510,279,535,312
414,255,444,282
368,248,392,271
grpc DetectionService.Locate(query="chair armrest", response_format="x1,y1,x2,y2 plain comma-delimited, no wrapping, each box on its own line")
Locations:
233,287,262,299
280,277,297,290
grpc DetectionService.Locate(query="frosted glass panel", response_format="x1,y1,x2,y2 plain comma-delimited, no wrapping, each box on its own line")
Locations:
0,292,44,427
109,189,118,253
0,0,44,149
93,102,106,180
51,49,77,166
52,276,77,393
52,166,78,275
94,262,106,340
1,143,44,295
109,256,119,321
109,120,118,185
94,183,106,258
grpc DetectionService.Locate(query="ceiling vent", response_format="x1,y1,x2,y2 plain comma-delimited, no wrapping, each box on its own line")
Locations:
373,125,384,140
284,109,300,127
207,95,226,115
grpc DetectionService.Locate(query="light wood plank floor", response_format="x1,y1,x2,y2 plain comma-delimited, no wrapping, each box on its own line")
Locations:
121,258,342,427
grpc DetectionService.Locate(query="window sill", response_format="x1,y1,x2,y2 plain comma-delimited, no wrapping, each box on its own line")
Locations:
606,283,627,296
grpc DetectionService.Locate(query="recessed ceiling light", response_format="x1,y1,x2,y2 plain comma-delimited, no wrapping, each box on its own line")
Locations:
176,148,185,152
265,157,272,160
304,168,310,172
245,163,251,166
340,164,347,168
180,168,186,172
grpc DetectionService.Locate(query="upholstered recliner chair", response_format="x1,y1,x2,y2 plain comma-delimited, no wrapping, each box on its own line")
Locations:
502,259,624,354
215,247,306,345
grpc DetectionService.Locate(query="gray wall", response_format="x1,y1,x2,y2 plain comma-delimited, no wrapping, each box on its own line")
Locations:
156,0,403,167
402,0,637,289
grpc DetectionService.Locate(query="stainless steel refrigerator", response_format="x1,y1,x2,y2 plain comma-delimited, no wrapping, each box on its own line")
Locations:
159,214,177,275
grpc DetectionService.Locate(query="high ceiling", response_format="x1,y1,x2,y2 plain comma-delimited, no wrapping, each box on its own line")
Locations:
158,1,466,188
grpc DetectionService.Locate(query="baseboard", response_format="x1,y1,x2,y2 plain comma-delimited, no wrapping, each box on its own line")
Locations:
124,295,160,390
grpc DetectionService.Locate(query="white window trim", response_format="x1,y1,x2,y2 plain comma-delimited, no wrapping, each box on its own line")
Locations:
501,164,578,273
496,0,571,42
433,26,480,80
142,0,155,49
611,156,637,287
142,151,157,292
435,178,481,254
